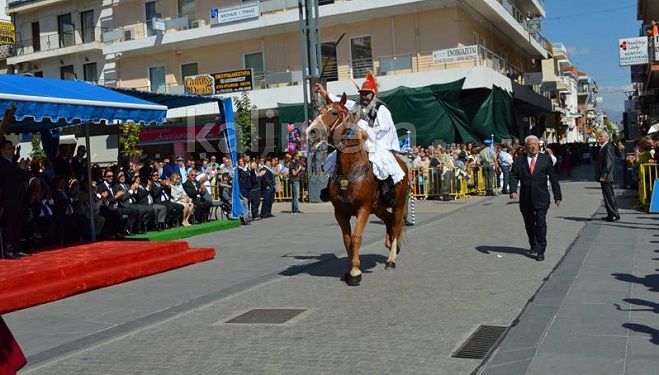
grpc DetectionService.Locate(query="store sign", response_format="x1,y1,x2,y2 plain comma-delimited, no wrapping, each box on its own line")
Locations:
210,2,260,26
184,74,215,95
0,21,16,46
139,123,222,144
432,45,479,65
213,69,253,94
618,37,649,66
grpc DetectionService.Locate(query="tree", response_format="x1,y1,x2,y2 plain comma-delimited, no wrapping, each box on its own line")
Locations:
234,92,256,153
120,121,143,159
29,133,46,161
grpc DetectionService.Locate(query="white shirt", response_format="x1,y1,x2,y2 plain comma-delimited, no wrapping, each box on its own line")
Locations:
329,93,400,153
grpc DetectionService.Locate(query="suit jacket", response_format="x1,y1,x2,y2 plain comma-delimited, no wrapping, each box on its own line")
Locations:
183,180,203,200
510,153,562,209
114,183,136,208
52,189,74,216
0,157,26,209
596,142,616,182
134,184,153,206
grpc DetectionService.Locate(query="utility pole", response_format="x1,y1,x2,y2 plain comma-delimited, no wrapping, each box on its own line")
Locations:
298,0,326,203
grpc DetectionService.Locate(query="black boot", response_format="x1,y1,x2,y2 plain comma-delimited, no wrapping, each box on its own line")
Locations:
380,177,396,207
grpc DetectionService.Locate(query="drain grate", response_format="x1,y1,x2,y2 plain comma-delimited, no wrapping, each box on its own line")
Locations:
225,309,307,324
452,325,507,359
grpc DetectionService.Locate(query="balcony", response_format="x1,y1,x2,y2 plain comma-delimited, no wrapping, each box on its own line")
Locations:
8,27,106,64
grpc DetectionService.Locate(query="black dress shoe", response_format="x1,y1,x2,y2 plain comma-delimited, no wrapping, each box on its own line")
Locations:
601,216,613,221
3,252,21,260
536,253,545,261
527,248,539,255
16,251,32,257
611,215,620,222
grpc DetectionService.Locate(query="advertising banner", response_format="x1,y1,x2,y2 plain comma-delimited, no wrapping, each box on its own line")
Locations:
433,45,479,65
213,69,253,94
210,2,259,26
139,123,221,145
184,74,215,95
0,21,16,46
618,37,649,66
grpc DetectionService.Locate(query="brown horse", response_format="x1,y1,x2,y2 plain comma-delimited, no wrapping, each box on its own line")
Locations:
307,94,409,286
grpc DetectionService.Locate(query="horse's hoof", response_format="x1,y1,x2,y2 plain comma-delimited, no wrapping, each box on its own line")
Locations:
344,273,362,286
385,261,396,270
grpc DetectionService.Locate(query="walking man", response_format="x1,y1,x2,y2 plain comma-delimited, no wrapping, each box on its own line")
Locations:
509,135,562,261
596,132,620,222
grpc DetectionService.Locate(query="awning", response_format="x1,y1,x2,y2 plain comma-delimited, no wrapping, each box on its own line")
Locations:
0,75,167,133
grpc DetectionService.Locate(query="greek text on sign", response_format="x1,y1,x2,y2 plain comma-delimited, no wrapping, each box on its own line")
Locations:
210,1,259,26
618,37,649,66
0,21,16,46
213,69,253,94
433,45,479,65
184,74,215,95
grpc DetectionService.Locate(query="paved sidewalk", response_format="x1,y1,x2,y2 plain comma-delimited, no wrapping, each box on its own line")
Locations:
481,191,659,375
11,166,609,374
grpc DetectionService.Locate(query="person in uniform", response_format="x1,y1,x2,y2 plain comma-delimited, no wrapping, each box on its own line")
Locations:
314,73,405,206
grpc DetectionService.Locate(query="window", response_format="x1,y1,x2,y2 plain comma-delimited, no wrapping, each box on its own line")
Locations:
244,52,264,88
350,36,373,79
178,0,195,18
320,42,338,82
83,62,97,82
34,71,43,78
145,1,160,37
31,22,40,52
58,13,75,48
80,10,94,43
60,65,75,80
181,63,198,80
149,66,166,93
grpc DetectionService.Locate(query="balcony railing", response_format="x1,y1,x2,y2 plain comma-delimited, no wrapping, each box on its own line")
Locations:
495,0,548,50
13,26,107,56
104,17,207,44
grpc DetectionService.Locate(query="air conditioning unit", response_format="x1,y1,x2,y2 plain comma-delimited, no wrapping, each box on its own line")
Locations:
124,29,133,41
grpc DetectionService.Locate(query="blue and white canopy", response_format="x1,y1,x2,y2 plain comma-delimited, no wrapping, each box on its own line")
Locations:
0,75,167,131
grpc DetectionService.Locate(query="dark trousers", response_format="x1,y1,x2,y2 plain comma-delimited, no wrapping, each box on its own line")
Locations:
482,163,495,193
192,199,212,223
521,204,548,254
99,206,122,237
600,181,619,218
260,188,274,216
249,190,261,218
117,205,139,233
160,201,183,226
1,204,24,252
500,166,510,193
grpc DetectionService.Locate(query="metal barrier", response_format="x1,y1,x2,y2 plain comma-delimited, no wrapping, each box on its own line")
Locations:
274,175,308,202
638,163,659,205
410,167,471,200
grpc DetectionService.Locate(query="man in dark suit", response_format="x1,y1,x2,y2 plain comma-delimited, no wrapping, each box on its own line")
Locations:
183,169,212,223
509,136,562,261
0,140,29,259
148,171,182,228
596,132,620,222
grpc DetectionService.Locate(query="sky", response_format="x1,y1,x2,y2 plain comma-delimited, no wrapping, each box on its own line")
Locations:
541,0,639,122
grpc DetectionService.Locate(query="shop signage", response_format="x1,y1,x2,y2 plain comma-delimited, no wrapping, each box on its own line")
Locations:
210,2,260,26
213,69,253,94
184,74,215,95
433,45,479,65
152,18,166,32
139,123,222,144
618,37,649,66
0,21,16,46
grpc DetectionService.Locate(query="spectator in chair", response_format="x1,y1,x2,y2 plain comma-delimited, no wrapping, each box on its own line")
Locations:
183,169,212,224
169,172,194,226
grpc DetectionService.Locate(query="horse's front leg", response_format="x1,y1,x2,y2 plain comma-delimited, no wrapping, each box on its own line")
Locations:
345,208,369,286
334,209,352,260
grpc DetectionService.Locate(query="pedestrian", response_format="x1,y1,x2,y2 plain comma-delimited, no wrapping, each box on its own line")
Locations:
509,135,562,262
596,132,620,222
479,141,496,196
498,145,513,194
289,153,305,214
259,158,276,218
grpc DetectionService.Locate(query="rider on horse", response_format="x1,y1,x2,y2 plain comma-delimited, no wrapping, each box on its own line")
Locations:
314,73,405,206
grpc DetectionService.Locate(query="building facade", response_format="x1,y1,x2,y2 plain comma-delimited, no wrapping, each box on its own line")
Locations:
6,0,553,154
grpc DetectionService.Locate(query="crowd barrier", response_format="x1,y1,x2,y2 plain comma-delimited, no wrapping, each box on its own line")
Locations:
410,166,494,200
211,167,495,203
638,163,659,206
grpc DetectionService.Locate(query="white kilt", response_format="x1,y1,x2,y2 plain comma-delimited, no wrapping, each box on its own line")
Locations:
324,149,405,184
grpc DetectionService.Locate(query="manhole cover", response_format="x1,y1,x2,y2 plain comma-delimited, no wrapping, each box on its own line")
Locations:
452,325,507,359
225,309,307,324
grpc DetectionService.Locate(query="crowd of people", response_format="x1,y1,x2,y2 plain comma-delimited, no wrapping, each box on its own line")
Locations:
0,139,314,259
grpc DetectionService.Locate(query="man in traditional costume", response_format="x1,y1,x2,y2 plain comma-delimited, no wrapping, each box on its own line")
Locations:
314,73,405,206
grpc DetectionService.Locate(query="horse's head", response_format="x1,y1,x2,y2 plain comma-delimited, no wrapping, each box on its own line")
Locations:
307,93,365,153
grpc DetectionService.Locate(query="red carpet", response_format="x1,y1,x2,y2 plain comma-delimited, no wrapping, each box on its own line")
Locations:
0,241,214,314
